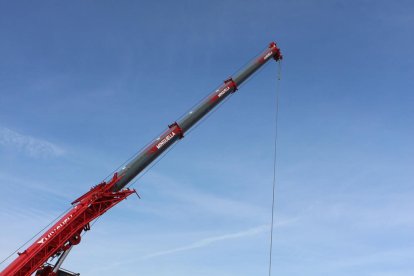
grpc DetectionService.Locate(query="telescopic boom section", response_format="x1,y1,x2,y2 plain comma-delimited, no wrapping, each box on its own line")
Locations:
111,42,282,192
0,42,281,276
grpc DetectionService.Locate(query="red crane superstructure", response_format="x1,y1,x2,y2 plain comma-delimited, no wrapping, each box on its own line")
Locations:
1,42,282,276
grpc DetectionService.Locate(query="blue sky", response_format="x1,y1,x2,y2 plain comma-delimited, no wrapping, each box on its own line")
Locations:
0,0,413,275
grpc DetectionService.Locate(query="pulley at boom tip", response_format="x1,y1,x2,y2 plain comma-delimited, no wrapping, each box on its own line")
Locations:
269,41,283,61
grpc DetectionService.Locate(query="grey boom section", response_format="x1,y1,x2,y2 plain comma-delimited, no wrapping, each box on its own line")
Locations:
112,42,282,192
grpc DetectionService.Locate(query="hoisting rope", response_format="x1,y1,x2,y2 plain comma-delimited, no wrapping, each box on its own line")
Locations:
268,60,282,276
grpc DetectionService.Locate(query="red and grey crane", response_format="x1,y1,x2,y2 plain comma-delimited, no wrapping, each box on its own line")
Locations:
0,42,282,276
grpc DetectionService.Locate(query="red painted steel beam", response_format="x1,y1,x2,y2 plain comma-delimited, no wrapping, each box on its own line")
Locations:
1,174,135,276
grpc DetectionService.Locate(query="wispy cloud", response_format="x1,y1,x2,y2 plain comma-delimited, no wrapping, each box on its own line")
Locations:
143,219,297,260
0,127,64,157
0,171,72,201
143,225,268,259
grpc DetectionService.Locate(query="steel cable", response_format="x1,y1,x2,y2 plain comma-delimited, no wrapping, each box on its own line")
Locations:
268,60,282,276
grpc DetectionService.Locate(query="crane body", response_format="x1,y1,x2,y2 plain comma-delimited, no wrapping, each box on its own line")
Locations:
1,42,282,276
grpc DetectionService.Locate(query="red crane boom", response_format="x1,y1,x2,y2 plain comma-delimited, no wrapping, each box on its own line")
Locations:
1,42,282,276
